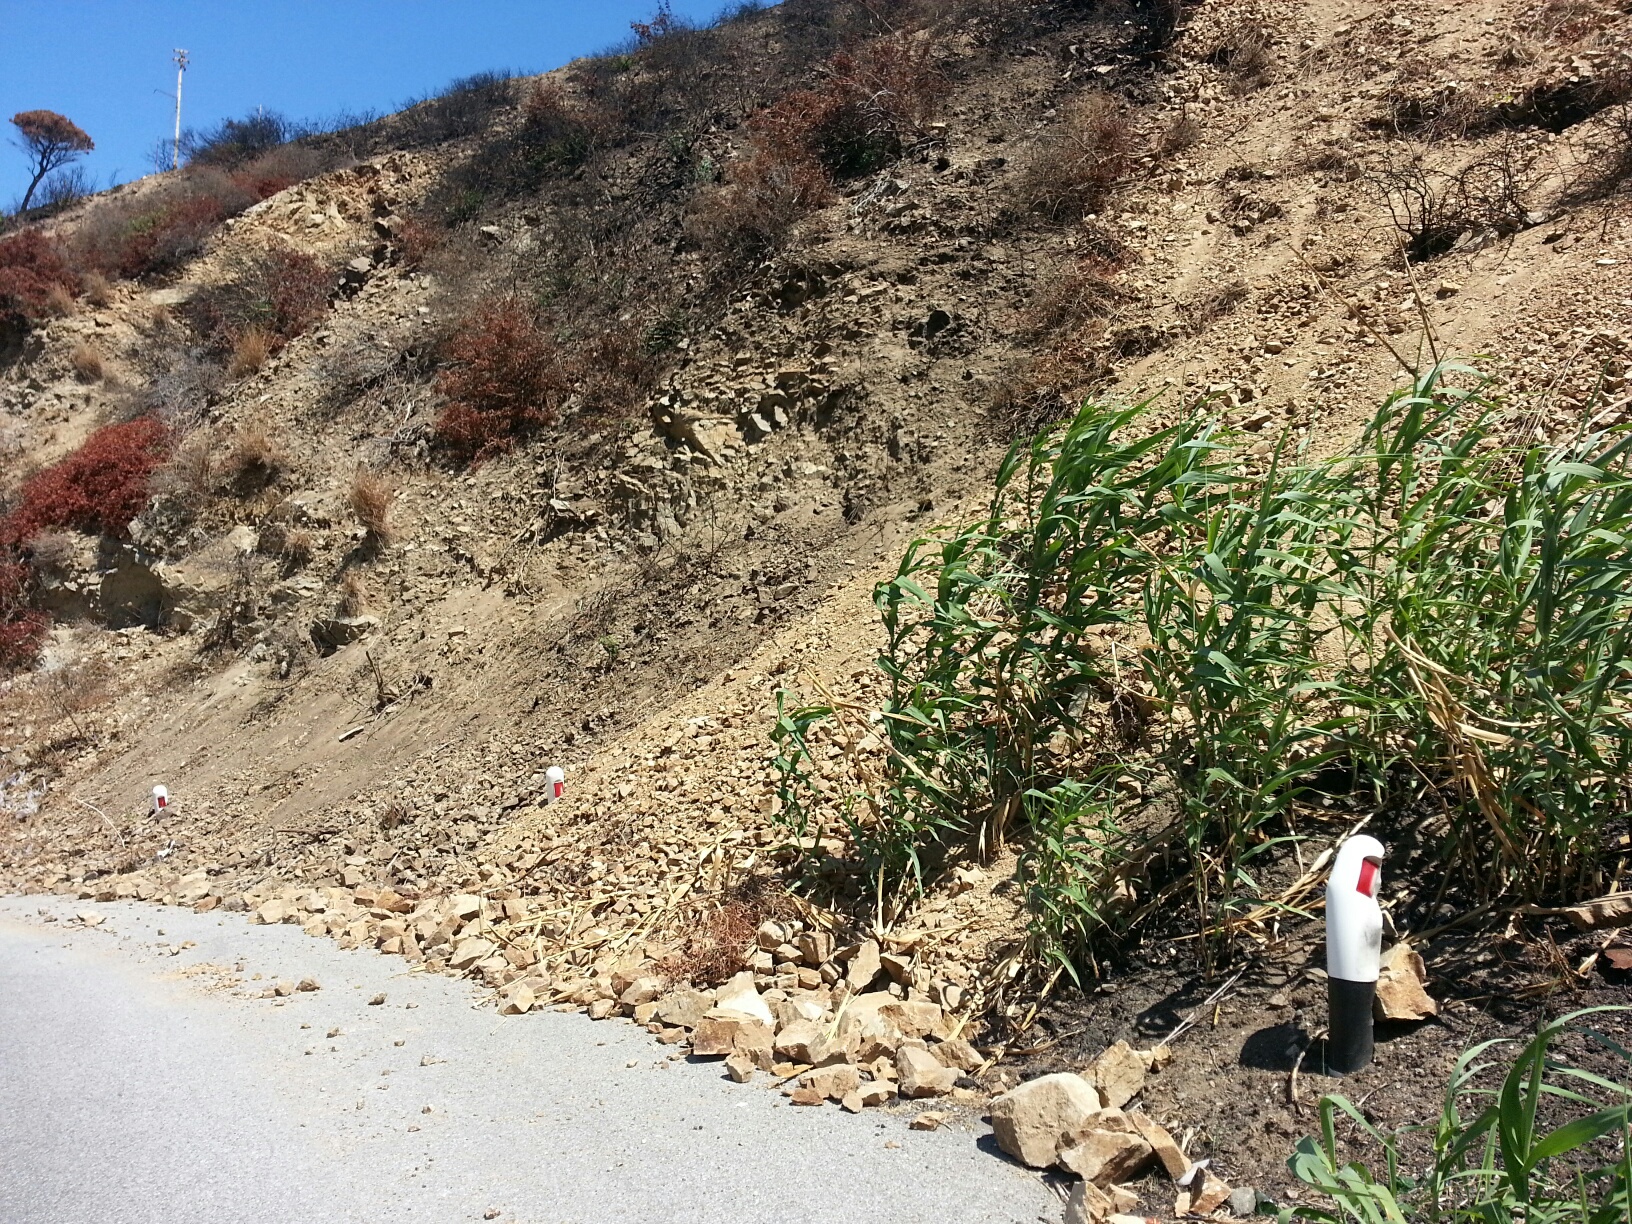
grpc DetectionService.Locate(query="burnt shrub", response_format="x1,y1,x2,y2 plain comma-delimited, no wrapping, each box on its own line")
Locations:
1023,255,1125,338
185,242,334,356
120,350,224,433
435,298,570,464
1,416,170,545
426,82,609,218
0,229,81,331
73,173,249,280
687,146,832,268
761,33,945,180
399,71,516,147
567,323,658,419
1372,137,1545,260
688,31,945,270
180,110,298,167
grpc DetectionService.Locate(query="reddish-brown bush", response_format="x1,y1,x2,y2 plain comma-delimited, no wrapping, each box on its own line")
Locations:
690,31,943,267
394,216,444,269
747,34,943,182
0,558,47,672
567,324,658,419
688,142,832,266
1,416,170,545
187,243,333,357
77,188,238,280
73,153,314,283
0,230,81,330
435,299,569,463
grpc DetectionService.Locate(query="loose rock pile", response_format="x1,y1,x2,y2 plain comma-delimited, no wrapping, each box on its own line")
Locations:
990,1046,1237,1223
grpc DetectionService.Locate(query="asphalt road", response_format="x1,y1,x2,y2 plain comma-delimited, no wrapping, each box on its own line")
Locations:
0,895,1056,1224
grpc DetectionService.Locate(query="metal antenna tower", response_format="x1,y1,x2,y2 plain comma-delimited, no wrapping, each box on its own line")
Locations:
171,49,189,170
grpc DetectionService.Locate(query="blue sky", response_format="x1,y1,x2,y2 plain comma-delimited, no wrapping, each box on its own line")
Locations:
0,0,730,208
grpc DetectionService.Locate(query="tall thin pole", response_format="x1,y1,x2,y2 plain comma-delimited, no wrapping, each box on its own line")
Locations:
172,49,189,170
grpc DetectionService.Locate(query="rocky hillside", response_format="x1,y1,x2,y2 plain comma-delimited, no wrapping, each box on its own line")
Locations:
3,0,1632,1213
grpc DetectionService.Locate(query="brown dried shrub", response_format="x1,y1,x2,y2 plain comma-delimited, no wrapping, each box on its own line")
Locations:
81,271,112,307
1013,92,1133,223
69,342,104,383
689,31,945,270
336,571,370,617
1157,108,1204,158
44,284,76,317
281,528,315,565
1023,255,1124,338
348,467,395,543
659,878,789,987
1305,146,1361,180
1208,19,1276,91
154,430,217,506
224,421,283,490
189,243,333,359
687,148,832,269
434,297,569,464
394,216,443,269
228,328,274,378
1178,279,1248,334
989,340,1110,442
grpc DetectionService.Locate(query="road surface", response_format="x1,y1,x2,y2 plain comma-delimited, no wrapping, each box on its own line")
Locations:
0,895,1055,1224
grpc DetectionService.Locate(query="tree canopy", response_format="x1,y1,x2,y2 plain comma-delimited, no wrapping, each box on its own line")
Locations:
11,110,94,213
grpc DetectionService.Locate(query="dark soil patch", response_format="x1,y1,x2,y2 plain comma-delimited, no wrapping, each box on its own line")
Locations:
990,915,1632,1212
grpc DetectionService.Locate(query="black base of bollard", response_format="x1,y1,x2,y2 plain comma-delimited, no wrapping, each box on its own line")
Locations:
1326,976,1376,1074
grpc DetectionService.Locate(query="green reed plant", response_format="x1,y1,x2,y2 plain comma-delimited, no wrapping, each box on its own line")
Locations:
1280,1007,1632,1224
772,362,1632,969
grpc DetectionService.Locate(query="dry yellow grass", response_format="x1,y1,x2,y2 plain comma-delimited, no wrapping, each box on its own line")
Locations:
336,571,370,617
81,272,113,308
349,466,396,544
228,327,274,378
225,422,283,490
69,342,104,383
42,284,76,317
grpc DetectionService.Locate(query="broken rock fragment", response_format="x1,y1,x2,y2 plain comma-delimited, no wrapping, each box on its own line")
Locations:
1374,943,1438,1021
1057,1128,1153,1185
845,938,882,990
1087,1040,1147,1109
1129,1112,1189,1180
1065,1180,1115,1224
712,972,774,1026
988,1072,1104,1167
896,1045,957,1098
774,1018,836,1065
800,1063,861,1101
498,979,536,1015
1176,1170,1233,1216
654,988,713,1030
931,1036,983,1073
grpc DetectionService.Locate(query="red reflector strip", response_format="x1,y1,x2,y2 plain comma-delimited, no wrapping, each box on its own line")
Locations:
1356,858,1379,896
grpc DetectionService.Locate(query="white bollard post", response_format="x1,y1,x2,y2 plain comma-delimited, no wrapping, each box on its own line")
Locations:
151,784,170,818
544,766,565,804
1325,833,1385,1074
